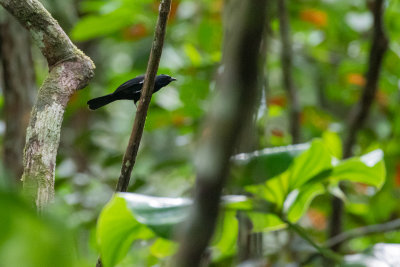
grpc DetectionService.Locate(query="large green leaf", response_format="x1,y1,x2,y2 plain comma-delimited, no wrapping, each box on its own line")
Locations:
245,139,386,229
119,193,192,239
288,139,332,189
97,193,248,265
245,139,332,210
97,196,154,267
231,143,310,186
212,211,238,260
331,149,385,189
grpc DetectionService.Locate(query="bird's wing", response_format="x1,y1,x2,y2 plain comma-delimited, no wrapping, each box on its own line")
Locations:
113,75,145,94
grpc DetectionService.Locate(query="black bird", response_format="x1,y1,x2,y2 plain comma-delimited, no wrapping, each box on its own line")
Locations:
87,74,176,110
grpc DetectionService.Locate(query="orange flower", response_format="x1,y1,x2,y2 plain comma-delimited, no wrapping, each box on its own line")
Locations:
300,9,328,27
271,128,284,137
375,90,389,108
268,95,287,107
347,73,366,86
123,23,148,40
395,163,400,187
172,115,187,127
307,209,327,230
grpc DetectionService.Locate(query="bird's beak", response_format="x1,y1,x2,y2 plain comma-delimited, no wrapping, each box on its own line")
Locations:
170,77,177,82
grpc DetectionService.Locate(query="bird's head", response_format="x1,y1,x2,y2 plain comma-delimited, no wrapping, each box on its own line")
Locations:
156,74,177,87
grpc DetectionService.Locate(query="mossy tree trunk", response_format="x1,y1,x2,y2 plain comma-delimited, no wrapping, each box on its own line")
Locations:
0,0,95,209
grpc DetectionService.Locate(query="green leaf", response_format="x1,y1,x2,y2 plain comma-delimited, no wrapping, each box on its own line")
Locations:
119,193,192,239
246,171,290,210
289,139,333,189
97,196,154,267
245,139,332,210
231,143,309,186
97,193,249,265
71,9,135,41
331,149,386,189
245,139,386,228
322,131,343,159
212,211,238,260
150,238,178,259
0,191,77,267
286,184,325,222
247,212,286,232
184,43,202,66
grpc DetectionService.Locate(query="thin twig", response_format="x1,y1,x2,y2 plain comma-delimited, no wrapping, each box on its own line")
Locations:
329,0,388,251
96,3,172,265
283,219,343,263
277,0,301,144
326,218,400,248
174,1,267,266
115,0,172,192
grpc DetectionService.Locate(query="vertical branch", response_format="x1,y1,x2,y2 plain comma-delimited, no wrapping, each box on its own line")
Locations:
115,0,172,192
329,0,388,251
0,13,36,182
277,0,301,144
0,0,95,209
174,1,268,266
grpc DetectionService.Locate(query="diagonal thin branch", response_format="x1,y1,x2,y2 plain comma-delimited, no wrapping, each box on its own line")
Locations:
326,218,400,248
283,219,343,262
329,0,388,251
0,0,95,209
97,3,172,265
174,1,267,266
115,0,171,192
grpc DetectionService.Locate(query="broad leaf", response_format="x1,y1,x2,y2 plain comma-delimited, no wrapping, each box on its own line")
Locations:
245,139,386,229
231,143,310,186
331,149,385,189
97,196,154,267
97,193,248,265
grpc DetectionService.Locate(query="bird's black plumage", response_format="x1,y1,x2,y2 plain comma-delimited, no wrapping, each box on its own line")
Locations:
87,74,176,110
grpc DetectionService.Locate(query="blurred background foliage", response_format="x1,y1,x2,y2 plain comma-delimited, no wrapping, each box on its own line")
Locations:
1,0,400,266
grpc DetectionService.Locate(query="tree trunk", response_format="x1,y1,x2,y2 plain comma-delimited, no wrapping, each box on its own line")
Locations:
0,13,36,183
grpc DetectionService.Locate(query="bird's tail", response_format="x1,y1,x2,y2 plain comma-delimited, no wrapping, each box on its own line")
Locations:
87,94,116,110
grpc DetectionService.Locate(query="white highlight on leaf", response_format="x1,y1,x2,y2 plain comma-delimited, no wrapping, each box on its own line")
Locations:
119,193,192,208
283,189,299,213
360,149,383,167
233,143,310,162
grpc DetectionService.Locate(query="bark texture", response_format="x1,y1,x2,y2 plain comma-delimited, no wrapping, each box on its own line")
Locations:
175,1,267,266
0,0,95,209
0,13,36,182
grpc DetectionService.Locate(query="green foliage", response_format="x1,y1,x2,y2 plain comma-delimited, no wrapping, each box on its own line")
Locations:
4,0,398,265
0,191,78,267
246,138,385,230
96,138,386,266
96,194,244,266
97,196,154,267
